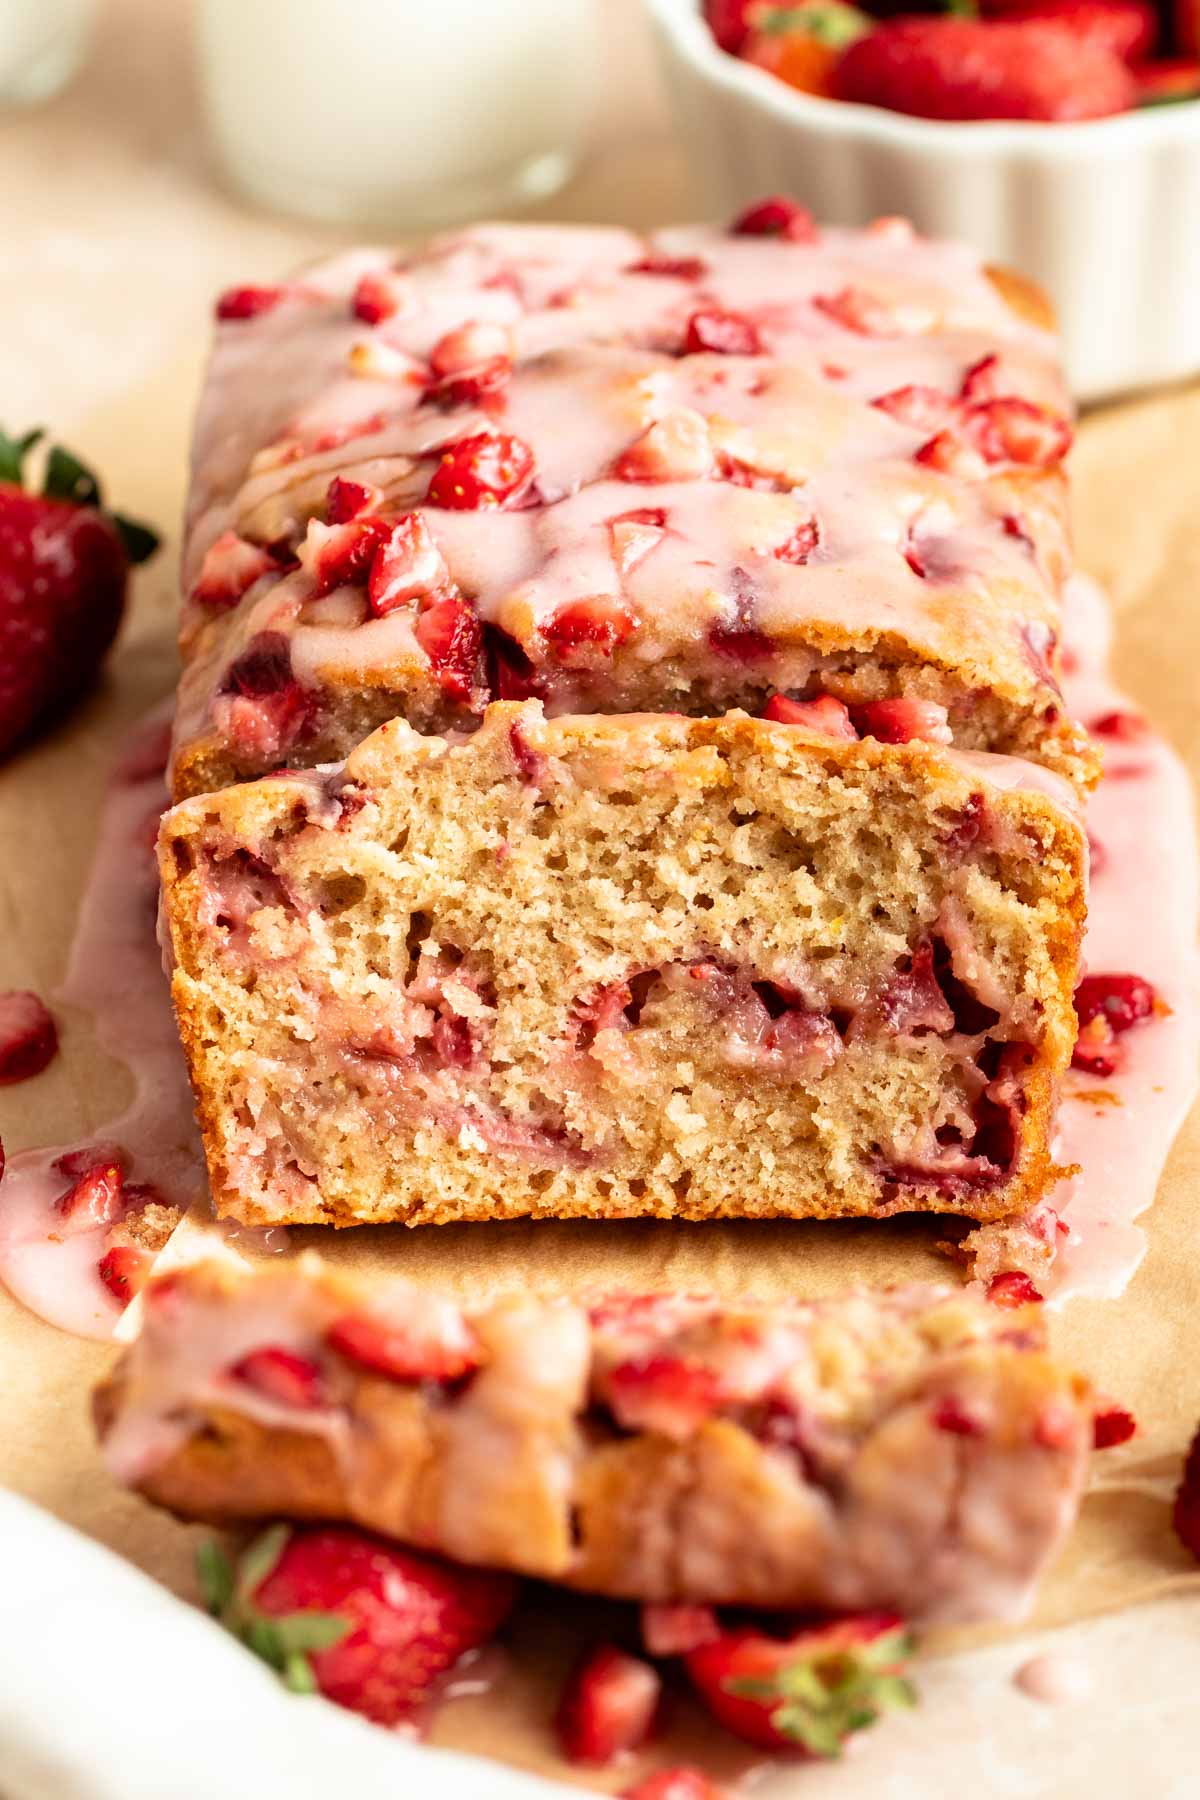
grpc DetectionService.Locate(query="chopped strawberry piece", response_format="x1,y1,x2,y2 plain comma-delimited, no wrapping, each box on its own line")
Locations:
603,1355,722,1438
97,1244,150,1303
485,625,544,702
427,320,514,406
1090,709,1148,740
853,696,953,746
508,720,548,787
215,286,287,322
1135,56,1200,105
1092,1404,1137,1449
328,1304,481,1384
191,532,279,612
221,634,316,758
965,399,1073,467
55,1159,125,1234
773,518,819,564
814,287,921,338
627,255,708,280
683,308,763,356
622,1768,725,1800
542,596,637,659
762,692,857,739
685,1614,915,1756
52,1142,126,1181
232,1345,326,1408
641,1605,720,1658
933,1396,984,1436
302,515,393,595
709,624,775,662
1071,1015,1122,1076
351,273,400,325
414,594,482,699
872,385,954,431
729,196,818,242
325,477,380,524
959,353,1005,402
202,1524,516,1729
556,1644,661,1767
1074,972,1159,1035
987,1270,1044,1308
610,514,666,575
614,411,713,483
366,513,449,617
1172,1424,1200,1560
425,431,534,510
0,990,58,1084
914,430,988,480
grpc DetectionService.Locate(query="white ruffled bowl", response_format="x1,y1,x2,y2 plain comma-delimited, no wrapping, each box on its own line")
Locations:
643,0,1200,401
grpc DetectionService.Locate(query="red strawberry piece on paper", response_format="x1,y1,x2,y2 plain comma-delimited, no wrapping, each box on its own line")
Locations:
425,431,534,510
97,1244,151,1303
191,531,279,613
623,1769,726,1800
0,429,158,760
414,594,483,700
833,18,1136,122
683,309,764,356
215,286,290,322
0,990,58,1084
197,1524,516,1728
327,1302,481,1385
366,514,449,617
1173,1424,1200,1560
542,596,638,660
979,0,1156,64
762,692,858,739
556,1643,662,1767
641,1604,721,1657
1071,971,1160,1073
1092,1403,1137,1449
729,196,818,243
685,1613,916,1756
232,1346,326,1408
986,1270,1044,1307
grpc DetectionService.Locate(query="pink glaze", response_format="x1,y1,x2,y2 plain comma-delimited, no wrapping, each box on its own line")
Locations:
1014,1651,1091,1704
1043,576,1200,1301
0,709,204,1339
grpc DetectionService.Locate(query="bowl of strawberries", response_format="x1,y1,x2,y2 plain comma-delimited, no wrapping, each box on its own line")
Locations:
643,0,1200,397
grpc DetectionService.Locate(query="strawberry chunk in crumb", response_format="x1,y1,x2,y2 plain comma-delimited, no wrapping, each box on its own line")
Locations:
557,1644,661,1767
327,1303,481,1384
986,1270,1044,1308
762,693,857,740
853,696,953,746
232,1345,326,1408
542,596,638,659
603,1355,722,1439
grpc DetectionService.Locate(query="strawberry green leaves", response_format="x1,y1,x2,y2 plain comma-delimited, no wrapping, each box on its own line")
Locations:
197,1525,350,1697
726,1624,917,1757
0,424,160,564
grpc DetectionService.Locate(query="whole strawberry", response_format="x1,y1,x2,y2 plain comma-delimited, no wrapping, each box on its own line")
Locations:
979,0,1157,64
833,18,1137,121
198,1523,517,1729
0,428,158,760
684,1613,916,1757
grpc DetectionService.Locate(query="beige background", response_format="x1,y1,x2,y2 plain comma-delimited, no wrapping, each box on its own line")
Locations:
1,1,1199,1792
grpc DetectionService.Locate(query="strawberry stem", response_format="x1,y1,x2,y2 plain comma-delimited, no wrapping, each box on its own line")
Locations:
196,1525,350,1698
0,426,43,485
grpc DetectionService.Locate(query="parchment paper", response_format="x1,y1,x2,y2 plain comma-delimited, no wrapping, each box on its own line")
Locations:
1,3,1199,1791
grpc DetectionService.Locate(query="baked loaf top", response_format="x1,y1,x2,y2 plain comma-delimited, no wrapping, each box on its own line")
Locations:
172,214,1093,797
95,1255,1092,1624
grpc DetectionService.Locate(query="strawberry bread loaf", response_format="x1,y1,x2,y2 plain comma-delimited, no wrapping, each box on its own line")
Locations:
171,207,1094,801
95,1256,1093,1624
157,703,1084,1230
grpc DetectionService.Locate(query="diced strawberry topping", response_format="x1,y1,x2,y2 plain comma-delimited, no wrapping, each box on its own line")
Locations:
627,254,709,280
556,1644,661,1768
427,321,514,406
233,1345,326,1408
914,430,988,479
52,1142,126,1181
729,196,818,242
872,385,954,431
542,596,637,659
215,286,287,322
1092,1404,1137,1449
425,431,534,510
327,1305,482,1385
1072,972,1159,1073
853,696,953,746
0,990,58,1085
683,308,763,356
1090,709,1149,740
97,1244,150,1303
709,624,775,662
814,287,926,338
965,398,1073,467
773,518,819,564
351,273,400,325
1172,1425,1200,1561
603,1355,722,1439
762,692,857,739
986,1270,1044,1308
366,513,449,617
641,1605,720,1658
191,532,279,612
610,514,666,575
325,477,380,524
220,634,316,757
55,1159,126,1234
933,1396,984,1436
414,594,482,699
302,515,393,595
622,1768,725,1800
614,411,713,483
959,353,1005,402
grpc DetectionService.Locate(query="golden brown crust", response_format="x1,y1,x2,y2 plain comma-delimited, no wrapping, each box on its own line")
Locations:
986,264,1058,335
